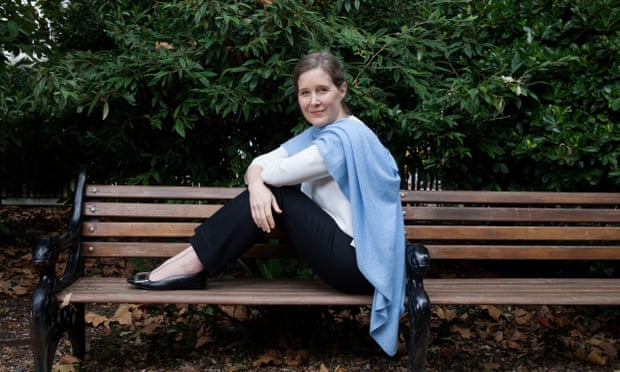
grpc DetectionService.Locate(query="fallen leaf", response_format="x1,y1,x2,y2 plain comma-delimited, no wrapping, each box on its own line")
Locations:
11,286,28,296
483,362,501,370
58,354,81,364
451,325,473,339
219,305,248,320
586,349,608,366
53,354,82,371
590,336,617,358
252,350,282,367
111,304,133,326
481,305,503,321
195,334,214,349
434,306,458,322
85,312,109,328
52,364,78,372
286,348,308,366
194,326,214,349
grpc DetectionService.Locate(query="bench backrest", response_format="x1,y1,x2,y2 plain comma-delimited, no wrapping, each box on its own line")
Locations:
401,190,620,260
80,185,620,272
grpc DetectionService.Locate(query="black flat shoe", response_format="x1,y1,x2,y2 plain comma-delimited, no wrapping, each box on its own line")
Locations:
127,271,207,290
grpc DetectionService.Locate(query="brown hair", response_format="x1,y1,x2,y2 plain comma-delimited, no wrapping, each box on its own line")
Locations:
292,51,346,92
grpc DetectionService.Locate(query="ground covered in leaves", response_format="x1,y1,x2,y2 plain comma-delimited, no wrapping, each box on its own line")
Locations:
1,205,619,371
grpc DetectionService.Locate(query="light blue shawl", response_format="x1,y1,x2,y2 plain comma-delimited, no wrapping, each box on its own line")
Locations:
282,116,406,356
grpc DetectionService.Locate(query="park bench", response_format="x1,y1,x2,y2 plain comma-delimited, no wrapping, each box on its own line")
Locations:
31,170,620,371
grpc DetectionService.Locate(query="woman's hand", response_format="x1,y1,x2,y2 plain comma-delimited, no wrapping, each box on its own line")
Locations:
246,165,282,233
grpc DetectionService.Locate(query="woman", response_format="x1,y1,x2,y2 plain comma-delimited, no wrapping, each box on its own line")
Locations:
127,51,406,356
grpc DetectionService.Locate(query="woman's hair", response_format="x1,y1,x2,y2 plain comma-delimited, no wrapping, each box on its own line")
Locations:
292,51,346,92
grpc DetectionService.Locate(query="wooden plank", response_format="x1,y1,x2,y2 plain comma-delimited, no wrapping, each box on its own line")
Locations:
85,203,620,222
425,244,620,260
84,223,620,240
57,278,372,305
56,277,620,306
82,242,297,258
87,186,620,206
82,222,198,237
85,185,243,200
400,190,620,205
81,242,620,260
83,202,223,219
403,206,620,223
405,226,620,241
424,278,620,305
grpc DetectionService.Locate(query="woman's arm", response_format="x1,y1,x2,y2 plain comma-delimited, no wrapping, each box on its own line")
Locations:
259,145,330,186
245,160,283,234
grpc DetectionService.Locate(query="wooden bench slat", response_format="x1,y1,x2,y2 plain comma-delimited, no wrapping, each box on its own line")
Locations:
87,185,620,205
58,277,620,306
82,242,620,260
404,206,620,223
84,223,620,240
84,203,620,223
400,190,620,204
82,222,198,237
84,202,222,219
426,245,620,260
86,185,244,199
406,225,620,241
82,242,296,258
425,278,620,305
58,278,372,305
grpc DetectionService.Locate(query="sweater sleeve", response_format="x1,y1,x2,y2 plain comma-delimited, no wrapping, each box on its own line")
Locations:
255,145,331,186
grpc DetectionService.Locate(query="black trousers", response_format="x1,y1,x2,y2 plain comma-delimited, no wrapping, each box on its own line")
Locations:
189,186,373,294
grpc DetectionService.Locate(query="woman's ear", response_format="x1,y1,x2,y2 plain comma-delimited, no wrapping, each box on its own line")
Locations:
339,81,348,97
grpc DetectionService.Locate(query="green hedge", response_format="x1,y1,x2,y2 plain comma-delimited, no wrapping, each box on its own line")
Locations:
1,0,618,192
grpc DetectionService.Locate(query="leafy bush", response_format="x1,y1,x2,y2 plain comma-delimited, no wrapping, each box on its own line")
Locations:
1,0,618,191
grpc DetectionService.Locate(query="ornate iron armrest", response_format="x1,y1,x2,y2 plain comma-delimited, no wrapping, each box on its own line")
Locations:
32,170,87,292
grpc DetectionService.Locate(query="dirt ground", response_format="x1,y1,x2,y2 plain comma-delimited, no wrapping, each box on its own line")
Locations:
1,205,619,371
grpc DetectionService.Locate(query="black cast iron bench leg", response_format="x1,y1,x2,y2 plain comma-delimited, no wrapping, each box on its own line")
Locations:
31,237,86,372
406,243,431,372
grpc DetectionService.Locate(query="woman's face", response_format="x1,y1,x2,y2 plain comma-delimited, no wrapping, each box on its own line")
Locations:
296,67,348,128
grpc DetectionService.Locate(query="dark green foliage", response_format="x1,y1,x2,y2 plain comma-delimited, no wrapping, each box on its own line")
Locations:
1,0,618,191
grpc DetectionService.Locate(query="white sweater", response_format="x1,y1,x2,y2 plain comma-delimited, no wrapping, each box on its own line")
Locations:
248,145,354,237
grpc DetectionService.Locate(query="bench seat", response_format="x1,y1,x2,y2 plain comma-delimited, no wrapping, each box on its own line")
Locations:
58,277,620,306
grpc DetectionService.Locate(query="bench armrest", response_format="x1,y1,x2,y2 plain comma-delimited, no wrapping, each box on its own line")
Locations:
32,170,87,292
